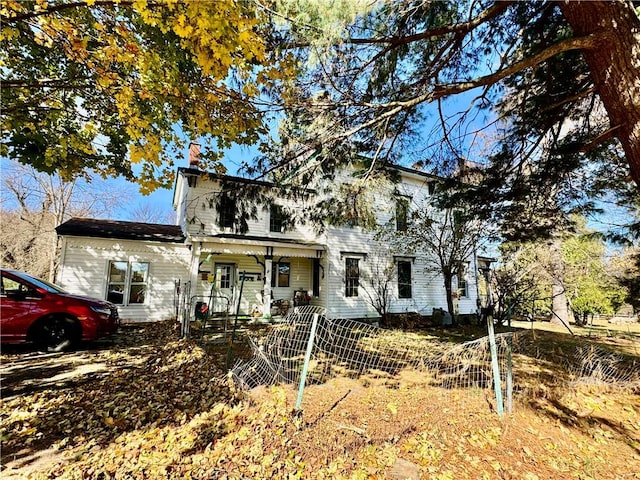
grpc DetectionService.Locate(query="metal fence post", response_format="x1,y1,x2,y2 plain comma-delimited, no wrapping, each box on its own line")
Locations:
295,313,319,411
487,317,504,416
506,334,513,414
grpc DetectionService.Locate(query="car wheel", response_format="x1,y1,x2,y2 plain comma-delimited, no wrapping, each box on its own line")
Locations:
35,317,78,352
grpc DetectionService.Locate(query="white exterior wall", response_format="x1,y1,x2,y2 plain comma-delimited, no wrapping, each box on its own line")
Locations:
56,237,191,323
181,175,319,242
56,166,481,323
324,226,378,319
323,170,480,320
173,173,190,233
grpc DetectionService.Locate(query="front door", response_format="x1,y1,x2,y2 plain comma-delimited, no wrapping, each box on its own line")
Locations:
213,263,235,312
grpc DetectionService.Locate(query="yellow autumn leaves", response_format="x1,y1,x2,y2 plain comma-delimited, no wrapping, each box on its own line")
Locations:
1,0,296,191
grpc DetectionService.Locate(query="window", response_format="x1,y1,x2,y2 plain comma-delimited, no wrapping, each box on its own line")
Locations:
270,205,286,233
107,261,149,305
271,262,290,287
457,262,469,298
1,275,40,298
396,198,409,231
453,210,465,231
397,260,412,299
312,258,321,297
218,193,235,229
345,258,360,297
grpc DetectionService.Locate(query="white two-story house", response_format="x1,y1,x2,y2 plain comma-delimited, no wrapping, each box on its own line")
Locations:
55,150,488,323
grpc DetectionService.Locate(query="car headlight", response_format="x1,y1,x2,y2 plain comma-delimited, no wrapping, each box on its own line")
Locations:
90,305,112,315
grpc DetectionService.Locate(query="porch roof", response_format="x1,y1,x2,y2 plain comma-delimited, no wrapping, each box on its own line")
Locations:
190,233,325,258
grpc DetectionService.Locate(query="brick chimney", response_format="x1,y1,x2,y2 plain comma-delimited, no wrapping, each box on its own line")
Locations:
188,142,201,168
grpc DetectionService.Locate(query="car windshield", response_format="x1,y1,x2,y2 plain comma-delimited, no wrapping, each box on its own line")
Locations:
11,271,68,294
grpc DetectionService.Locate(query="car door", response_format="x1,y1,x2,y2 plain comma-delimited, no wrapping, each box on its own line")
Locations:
0,273,39,342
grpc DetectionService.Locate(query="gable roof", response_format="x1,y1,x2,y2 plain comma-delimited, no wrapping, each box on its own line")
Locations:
56,218,185,243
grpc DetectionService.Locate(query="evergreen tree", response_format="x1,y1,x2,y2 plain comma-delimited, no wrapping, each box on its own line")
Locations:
266,1,639,240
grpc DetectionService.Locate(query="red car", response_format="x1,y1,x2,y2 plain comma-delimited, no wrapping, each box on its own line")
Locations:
1,268,119,351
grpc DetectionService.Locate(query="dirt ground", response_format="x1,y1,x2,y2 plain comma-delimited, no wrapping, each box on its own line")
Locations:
1,320,639,479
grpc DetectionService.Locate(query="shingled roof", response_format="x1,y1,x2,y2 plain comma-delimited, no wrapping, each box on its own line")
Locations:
56,218,185,243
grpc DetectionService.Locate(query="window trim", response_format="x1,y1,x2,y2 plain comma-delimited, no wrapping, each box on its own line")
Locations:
218,192,236,229
215,263,235,290
396,197,410,231
269,204,286,233
457,261,469,298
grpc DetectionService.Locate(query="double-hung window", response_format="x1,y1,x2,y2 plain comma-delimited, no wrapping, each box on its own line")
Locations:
218,193,236,229
107,261,149,305
345,258,360,297
457,262,469,298
396,198,409,231
397,260,412,299
270,205,286,233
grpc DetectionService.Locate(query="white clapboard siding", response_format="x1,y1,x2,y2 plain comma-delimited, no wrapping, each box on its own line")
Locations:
57,237,191,323
181,177,318,242
58,164,483,324
321,169,480,320
324,225,378,319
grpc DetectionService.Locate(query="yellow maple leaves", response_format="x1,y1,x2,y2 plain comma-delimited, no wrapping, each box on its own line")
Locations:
2,0,295,191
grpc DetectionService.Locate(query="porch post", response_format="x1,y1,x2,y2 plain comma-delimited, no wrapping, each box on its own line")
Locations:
189,242,201,296
182,242,202,338
263,247,274,317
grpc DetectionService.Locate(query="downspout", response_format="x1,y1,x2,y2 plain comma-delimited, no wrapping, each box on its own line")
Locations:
56,236,67,285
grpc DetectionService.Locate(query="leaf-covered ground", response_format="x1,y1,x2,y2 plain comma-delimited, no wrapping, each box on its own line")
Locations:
1,321,638,479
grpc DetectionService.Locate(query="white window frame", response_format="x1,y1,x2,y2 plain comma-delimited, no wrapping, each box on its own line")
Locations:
269,204,287,233
271,261,291,287
457,262,469,298
107,261,149,306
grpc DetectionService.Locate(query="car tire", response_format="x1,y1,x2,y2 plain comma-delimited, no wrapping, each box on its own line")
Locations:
34,317,78,352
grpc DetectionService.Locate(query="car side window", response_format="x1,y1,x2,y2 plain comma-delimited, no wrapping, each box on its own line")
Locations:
1,275,39,299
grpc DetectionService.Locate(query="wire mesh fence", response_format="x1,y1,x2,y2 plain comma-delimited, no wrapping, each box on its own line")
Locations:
567,343,639,386
230,306,640,411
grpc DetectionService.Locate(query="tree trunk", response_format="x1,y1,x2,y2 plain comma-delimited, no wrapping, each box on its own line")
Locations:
551,281,570,325
560,1,640,185
444,274,456,322
549,236,570,325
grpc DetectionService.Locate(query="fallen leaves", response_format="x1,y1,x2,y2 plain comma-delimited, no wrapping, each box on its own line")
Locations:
1,321,639,479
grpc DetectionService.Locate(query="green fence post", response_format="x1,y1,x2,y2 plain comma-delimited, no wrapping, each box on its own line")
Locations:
506,334,513,414
295,313,319,411
231,271,246,342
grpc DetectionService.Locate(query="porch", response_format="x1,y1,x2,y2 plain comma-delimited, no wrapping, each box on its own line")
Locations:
187,235,326,318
